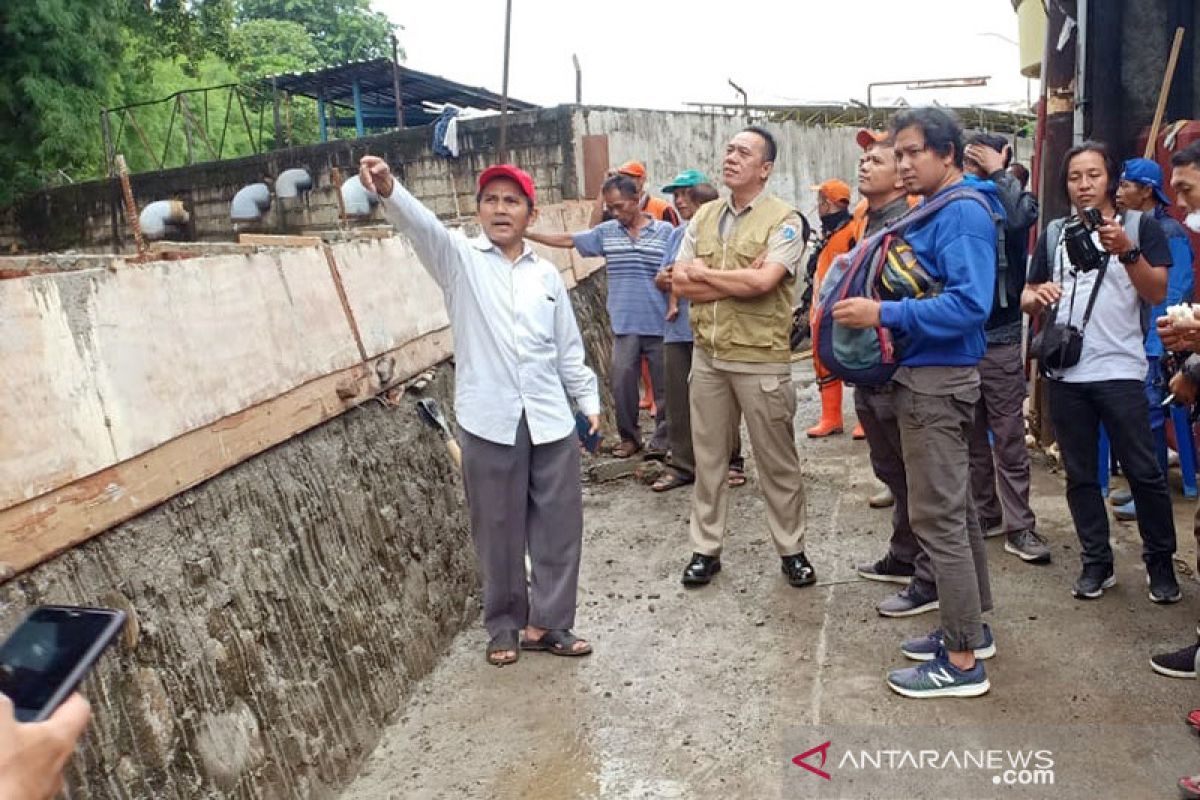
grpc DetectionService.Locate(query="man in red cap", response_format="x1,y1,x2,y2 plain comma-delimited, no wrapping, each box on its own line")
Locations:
846,129,940,615
359,155,601,668
805,178,859,438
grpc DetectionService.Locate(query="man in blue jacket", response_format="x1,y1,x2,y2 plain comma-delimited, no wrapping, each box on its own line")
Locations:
833,107,996,698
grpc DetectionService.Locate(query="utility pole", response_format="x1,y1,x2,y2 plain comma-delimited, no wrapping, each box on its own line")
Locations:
498,0,512,161
573,54,582,104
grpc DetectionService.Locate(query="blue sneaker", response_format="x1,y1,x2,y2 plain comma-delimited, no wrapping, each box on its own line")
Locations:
1113,499,1137,521
886,648,990,698
900,624,996,662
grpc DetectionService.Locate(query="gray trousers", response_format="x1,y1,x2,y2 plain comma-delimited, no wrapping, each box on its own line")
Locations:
612,334,667,450
460,415,582,638
853,385,935,594
663,340,742,479
895,382,993,653
968,343,1038,534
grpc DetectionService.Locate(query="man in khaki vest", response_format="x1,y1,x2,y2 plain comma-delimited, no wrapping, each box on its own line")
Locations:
668,126,815,588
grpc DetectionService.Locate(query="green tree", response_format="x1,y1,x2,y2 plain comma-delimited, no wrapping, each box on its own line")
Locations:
237,0,396,64
230,18,322,81
0,0,127,204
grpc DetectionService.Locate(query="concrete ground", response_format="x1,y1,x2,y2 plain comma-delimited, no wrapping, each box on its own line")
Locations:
342,362,1200,800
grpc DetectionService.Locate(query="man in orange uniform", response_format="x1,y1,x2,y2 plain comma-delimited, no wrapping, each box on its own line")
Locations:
806,178,859,438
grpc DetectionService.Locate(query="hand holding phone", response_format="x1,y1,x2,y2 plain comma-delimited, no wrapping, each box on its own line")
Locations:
575,411,602,453
0,693,91,800
0,606,125,723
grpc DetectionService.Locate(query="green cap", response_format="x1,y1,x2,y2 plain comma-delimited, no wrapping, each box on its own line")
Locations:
661,169,711,193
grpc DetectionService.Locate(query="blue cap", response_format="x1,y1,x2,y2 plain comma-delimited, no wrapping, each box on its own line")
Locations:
1121,158,1171,207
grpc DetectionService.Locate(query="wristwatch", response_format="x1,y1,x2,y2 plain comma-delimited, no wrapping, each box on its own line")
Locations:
1119,246,1142,265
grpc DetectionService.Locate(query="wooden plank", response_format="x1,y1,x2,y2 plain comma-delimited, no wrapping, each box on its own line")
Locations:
321,244,369,362
581,134,610,198
237,233,324,247
0,328,453,582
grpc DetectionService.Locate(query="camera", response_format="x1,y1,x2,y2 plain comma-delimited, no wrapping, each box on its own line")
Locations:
1062,207,1107,272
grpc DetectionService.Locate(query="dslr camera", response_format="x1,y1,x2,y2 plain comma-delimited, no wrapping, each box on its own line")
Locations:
1062,207,1107,272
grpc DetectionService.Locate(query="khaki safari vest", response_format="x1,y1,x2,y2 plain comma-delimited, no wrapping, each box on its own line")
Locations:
690,194,796,364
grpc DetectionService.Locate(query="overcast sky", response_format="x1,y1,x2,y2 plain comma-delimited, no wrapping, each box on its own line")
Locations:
375,0,1039,113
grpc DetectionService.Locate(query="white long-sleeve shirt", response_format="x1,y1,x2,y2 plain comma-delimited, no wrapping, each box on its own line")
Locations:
381,184,599,446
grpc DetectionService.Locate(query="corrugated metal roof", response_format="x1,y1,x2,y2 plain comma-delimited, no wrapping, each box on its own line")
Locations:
262,59,536,127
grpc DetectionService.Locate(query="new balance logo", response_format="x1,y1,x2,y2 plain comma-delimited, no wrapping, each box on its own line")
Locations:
927,667,955,688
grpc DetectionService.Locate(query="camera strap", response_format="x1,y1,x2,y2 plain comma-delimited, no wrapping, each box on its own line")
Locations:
1054,227,1107,333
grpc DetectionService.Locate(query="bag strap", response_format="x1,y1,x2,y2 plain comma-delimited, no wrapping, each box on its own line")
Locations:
1078,260,1108,329
995,214,1010,308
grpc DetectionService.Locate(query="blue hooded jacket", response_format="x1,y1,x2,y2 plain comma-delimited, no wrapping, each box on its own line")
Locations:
878,177,1000,367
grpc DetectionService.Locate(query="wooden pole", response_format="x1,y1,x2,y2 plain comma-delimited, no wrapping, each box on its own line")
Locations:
391,34,404,131
114,155,145,258
1144,26,1187,158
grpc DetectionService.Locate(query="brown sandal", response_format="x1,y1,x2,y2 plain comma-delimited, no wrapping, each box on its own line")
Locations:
520,629,593,657
652,472,694,493
486,630,519,666
612,440,641,459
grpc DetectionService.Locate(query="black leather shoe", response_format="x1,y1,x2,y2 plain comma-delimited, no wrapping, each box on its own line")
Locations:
682,553,721,587
782,552,817,587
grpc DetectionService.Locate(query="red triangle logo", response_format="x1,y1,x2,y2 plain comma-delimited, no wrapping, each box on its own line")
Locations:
792,740,832,781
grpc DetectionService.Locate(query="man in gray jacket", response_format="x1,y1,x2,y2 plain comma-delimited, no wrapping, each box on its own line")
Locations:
963,134,1049,564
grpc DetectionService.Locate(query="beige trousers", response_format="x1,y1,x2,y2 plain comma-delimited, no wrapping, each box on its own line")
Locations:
687,348,806,557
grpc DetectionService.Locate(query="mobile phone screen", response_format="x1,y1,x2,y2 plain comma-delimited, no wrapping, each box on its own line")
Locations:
0,606,124,722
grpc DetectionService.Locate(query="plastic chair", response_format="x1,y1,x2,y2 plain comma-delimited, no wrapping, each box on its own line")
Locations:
1098,413,1199,499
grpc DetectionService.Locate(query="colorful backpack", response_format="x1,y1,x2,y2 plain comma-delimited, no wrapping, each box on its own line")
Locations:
812,186,995,386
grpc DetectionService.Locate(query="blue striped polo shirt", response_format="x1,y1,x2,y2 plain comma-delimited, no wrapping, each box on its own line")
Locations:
573,218,673,336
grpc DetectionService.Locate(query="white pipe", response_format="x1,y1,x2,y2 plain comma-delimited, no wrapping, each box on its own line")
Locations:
231,183,271,222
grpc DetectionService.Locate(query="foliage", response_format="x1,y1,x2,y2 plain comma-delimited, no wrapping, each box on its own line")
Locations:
0,0,127,204
0,0,400,205
237,0,396,63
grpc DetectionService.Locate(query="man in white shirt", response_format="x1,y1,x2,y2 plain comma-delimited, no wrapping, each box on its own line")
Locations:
360,156,601,667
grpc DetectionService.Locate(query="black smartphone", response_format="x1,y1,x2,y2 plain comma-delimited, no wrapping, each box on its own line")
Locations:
575,411,602,453
0,606,126,722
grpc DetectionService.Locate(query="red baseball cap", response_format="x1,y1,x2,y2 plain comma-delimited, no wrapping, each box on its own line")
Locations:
477,164,536,204
856,129,890,150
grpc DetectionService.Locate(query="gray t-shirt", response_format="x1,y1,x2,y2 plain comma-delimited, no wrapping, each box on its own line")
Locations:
1028,214,1171,384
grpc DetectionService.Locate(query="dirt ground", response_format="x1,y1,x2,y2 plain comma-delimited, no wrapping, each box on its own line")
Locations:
342,362,1200,800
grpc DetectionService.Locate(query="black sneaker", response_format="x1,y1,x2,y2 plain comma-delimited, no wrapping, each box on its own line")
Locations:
1148,562,1182,604
1004,529,1051,563
1071,567,1116,600
855,553,915,585
1151,643,1200,678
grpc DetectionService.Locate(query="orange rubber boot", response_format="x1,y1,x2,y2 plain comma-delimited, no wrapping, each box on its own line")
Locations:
638,357,656,415
806,381,844,438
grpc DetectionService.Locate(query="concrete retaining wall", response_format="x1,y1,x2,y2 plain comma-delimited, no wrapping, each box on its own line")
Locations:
0,266,614,799
572,107,1036,220
4,368,476,799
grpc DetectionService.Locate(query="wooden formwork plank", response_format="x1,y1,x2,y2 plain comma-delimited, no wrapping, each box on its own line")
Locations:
0,328,452,582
